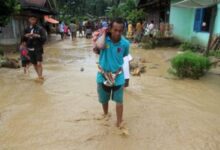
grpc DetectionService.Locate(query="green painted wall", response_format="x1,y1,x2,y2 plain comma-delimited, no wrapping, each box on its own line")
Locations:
214,4,220,34
170,6,194,41
170,1,220,47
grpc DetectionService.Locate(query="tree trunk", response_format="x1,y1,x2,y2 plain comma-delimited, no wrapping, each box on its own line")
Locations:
116,0,120,6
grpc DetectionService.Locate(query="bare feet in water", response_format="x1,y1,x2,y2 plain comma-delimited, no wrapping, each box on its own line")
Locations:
117,121,129,136
35,76,45,83
95,113,111,121
39,76,45,80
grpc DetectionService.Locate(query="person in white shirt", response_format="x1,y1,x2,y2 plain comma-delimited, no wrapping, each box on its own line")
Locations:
123,54,133,88
144,20,155,37
148,20,155,31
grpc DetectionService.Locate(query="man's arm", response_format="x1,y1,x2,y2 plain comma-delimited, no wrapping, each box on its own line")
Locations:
24,28,31,38
93,29,108,54
38,27,47,44
95,30,107,50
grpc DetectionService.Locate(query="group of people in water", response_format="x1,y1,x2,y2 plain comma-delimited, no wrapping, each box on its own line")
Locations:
19,14,154,129
57,18,155,43
57,19,110,40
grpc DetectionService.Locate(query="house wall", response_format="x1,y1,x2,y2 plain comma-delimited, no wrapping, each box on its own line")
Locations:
214,4,220,34
0,17,27,45
170,6,194,41
170,1,220,47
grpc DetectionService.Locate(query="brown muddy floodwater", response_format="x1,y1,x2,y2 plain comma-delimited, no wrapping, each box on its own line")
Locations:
0,35,220,150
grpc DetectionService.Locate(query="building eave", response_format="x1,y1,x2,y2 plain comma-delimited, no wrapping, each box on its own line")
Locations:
172,0,220,8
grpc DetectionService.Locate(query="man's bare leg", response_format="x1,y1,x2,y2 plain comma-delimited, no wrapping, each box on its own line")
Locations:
33,64,39,76
37,62,43,79
102,102,109,115
24,68,27,74
26,64,30,74
116,103,123,127
33,62,43,79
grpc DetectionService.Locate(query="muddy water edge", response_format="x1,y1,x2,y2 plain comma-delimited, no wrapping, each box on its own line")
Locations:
0,36,220,150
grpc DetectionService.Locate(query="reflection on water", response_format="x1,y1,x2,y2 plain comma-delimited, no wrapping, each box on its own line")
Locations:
0,35,220,150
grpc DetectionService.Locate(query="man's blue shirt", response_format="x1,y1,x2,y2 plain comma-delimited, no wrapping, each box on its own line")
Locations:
97,36,130,86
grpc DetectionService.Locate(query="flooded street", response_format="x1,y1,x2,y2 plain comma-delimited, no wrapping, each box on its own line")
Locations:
0,35,220,150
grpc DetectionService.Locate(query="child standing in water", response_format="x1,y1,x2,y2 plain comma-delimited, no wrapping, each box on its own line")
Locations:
20,37,30,74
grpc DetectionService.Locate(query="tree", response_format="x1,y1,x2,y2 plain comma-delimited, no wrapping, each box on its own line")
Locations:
106,0,145,23
126,9,145,23
57,0,108,22
0,0,20,26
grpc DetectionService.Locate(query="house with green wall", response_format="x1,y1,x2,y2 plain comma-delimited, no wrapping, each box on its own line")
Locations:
169,0,220,48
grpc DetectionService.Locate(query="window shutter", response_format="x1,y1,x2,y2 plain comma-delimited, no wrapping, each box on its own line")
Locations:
194,8,204,32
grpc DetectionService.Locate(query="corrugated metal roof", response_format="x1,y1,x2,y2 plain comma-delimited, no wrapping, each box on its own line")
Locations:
172,0,220,8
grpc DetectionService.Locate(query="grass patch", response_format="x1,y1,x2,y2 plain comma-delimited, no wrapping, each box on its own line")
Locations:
180,41,202,52
170,51,211,79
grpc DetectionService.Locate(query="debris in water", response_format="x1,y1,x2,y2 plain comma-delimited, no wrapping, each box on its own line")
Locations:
130,58,147,76
0,57,20,69
80,67,84,72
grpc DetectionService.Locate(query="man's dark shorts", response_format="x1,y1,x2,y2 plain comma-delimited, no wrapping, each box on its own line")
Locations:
29,50,43,65
97,83,124,104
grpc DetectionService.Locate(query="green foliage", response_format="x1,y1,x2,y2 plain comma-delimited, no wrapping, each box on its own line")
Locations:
180,42,194,51
106,5,122,19
0,0,20,26
57,0,108,20
106,0,145,23
180,41,200,52
126,9,145,23
170,51,211,79
140,36,158,49
209,50,220,58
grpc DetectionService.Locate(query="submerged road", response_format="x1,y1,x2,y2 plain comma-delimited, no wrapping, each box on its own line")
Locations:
0,35,220,150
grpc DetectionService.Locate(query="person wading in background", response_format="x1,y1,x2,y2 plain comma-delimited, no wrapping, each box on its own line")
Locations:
23,14,47,81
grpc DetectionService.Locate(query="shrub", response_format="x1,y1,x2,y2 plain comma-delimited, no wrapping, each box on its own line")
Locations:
209,50,220,58
140,36,158,49
180,42,200,52
170,51,211,79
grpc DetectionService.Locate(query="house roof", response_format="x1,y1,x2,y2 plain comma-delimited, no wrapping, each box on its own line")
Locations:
137,0,170,9
172,0,220,8
137,0,159,8
20,0,57,15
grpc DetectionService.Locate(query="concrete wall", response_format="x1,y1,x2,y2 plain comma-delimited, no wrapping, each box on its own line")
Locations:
170,1,220,47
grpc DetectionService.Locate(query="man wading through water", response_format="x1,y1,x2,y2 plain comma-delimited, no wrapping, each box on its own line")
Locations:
94,18,130,128
24,14,47,80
